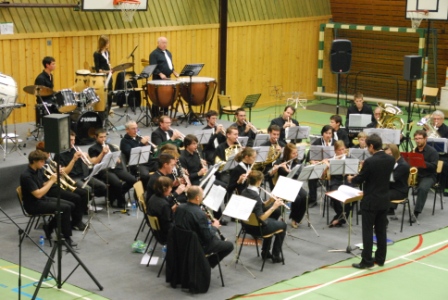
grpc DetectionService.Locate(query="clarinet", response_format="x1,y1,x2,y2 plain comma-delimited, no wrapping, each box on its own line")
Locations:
202,205,226,241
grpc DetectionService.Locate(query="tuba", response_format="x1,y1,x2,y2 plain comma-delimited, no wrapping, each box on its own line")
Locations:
408,167,418,186
417,115,440,138
376,103,405,131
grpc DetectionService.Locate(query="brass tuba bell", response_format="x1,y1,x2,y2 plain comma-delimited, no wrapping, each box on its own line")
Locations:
376,103,405,131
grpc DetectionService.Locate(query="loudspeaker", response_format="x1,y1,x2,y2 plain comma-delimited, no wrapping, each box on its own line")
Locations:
330,39,352,74
403,55,422,81
43,114,70,153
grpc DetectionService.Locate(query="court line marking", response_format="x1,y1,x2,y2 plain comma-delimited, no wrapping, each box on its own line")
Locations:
1,266,95,300
282,238,448,300
402,257,448,272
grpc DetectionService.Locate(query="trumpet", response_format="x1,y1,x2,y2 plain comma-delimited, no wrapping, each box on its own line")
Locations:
216,124,226,135
48,157,76,186
259,187,290,210
170,127,185,141
43,164,76,192
244,120,258,134
73,145,93,168
137,133,157,148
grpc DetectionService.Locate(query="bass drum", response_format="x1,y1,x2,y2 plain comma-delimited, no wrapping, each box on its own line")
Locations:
71,111,102,145
0,73,18,124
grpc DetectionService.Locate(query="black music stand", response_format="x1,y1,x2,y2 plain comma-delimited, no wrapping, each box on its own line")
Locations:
241,94,261,122
137,64,157,128
179,63,204,126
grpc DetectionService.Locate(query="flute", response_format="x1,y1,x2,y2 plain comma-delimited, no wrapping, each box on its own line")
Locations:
259,186,290,210
271,158,295,173
241,163,253,184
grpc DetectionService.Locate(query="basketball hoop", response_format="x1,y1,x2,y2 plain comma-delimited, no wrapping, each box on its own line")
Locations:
114,0,140,22
408,10,428,29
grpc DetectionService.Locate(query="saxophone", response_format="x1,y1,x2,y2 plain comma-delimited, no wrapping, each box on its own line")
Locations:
408,167,418,186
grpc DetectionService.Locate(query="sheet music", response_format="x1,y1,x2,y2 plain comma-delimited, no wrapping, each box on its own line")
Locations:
297,145,306,160
253,134,269,146
326,185,363,203
349,114,371,127
128,145,151,166
203,175,216,197
82,162,105,189
103,151,122,169
199,162,222,188
222,195,257,221
237,136,249,147
203,183,227,212
195,129,214,144
364,128,400,144
272,176,302,202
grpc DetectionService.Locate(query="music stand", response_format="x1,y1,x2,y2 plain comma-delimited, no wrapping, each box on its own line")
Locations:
364,128,401,144
252,134,269,146
349,148,371,161
253,146,270,163
199,162,223,188
237,136,249,147
326,185,363,254
285,125,310,142
223,194,257,278
137,65,157,127
179,63,204,125
195,129,213,145
297,164,327,236
241,93,261,122
427,138,448,153
297,145,306,161
309,145,334,161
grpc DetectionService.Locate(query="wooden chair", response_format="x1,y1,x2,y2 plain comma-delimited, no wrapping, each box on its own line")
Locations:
16,186,54,246
411,86,439,118
217,94,239,120
432,160,444,215
237,213,284,272
133,181,151,244
390,198,412,232
145,215,166,277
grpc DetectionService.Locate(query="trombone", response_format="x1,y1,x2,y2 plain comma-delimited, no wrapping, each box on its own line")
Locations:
43,164,76,192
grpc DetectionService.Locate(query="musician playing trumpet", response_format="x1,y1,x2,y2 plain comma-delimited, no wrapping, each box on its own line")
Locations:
89,128,137,209
268,143,308,229
269,105,300,144
56,130,107,199
151,115,184,147
241,170,286,263
427,110,448,197
203,110,226,165
179,134,208,186
232,108,256,147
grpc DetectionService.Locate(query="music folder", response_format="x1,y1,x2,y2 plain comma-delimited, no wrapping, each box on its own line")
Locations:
271,176,302,202
401,152,426,168
326,185,363,204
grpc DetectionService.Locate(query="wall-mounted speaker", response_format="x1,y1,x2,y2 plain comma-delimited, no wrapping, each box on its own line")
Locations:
330,39,352,74
403,55,422,81
43,114,70,154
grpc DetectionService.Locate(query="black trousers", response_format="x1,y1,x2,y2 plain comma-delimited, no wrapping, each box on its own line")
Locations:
47,186,85,226
289,188,308,223
97,168,136,206
361,208,388,265
74,176,107,198
24,197,73,238
204,236,234,268
244,218,286,256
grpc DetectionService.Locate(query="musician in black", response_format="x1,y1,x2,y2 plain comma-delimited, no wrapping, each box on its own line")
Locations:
366,107,382,128
149,37,179,117
93,35,113,114
34,56,58,113
329,115,349,147
268,143,307,229
384,144,410,218
227,147,257,196
269,105,299,144
261,125,285,148
146,153,187,205
345,92,374,146
241,170,286,262
55,131,107,198
174,186,234,268
232,108,256,147
202,110,226,165
147,176,176,243
179,134,207,186
89,128,136,208
427,110,448,195
353,132,368,149
307,125,335,207
151,116,183,147
20,150,77,247
120,120,156,188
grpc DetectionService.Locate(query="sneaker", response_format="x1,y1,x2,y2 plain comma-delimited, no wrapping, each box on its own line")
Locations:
410,215,417,223
89,205,103,212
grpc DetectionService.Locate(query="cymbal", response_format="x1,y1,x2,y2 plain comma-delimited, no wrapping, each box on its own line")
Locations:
112,62,134,72
23,85,53,96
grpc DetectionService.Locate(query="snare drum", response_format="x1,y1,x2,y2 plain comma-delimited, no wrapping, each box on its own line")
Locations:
89,73,107,111
178,77,217,106
54,89,77,113
70,111,102,145
0,73,17,124
74,69,91,92
80,87,99,110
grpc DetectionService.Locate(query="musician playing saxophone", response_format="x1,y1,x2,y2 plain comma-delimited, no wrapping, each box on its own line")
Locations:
231,108,256,147
412,130,438,222
89,128,137,209
383,144,410,219
179,134,208,186
269,143,308,229
55,130,107,199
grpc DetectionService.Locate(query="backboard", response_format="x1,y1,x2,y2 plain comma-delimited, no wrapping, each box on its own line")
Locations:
82,0,148,11
406,0,448,20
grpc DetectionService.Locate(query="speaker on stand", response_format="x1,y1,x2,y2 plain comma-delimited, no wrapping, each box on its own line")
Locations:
403,55,422,152
330,39,352,114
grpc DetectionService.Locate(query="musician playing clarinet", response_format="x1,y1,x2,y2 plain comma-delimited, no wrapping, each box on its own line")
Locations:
179,134,208,186
174,186,234,268
241,170,286,263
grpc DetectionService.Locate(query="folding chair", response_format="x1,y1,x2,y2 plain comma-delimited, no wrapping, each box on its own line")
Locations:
412,87,439,118
217,94,239,120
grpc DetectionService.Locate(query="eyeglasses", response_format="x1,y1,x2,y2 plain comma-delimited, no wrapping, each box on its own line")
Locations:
414,137,424,140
